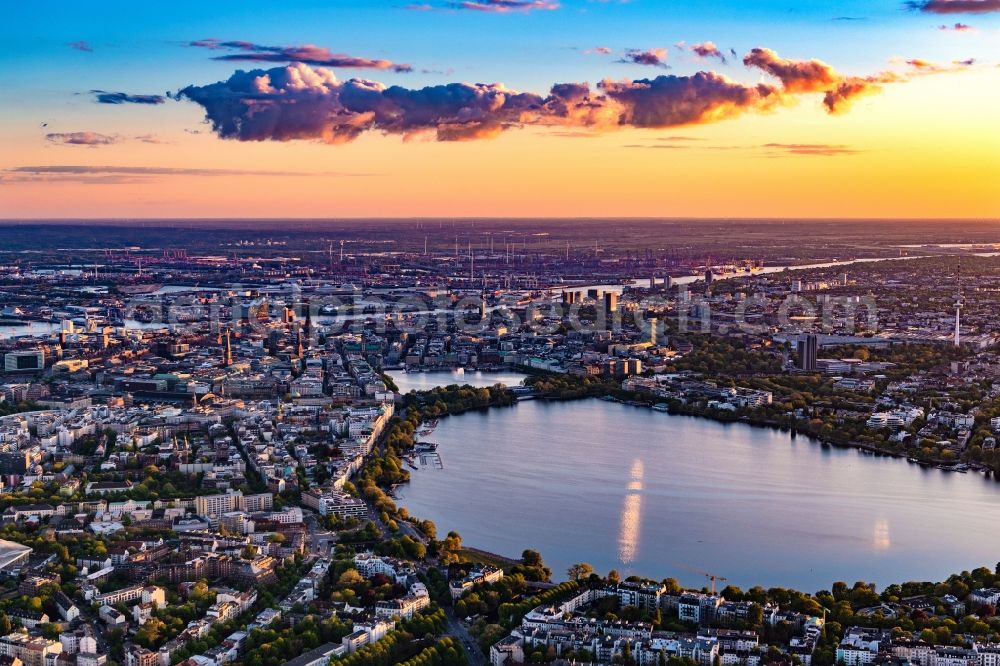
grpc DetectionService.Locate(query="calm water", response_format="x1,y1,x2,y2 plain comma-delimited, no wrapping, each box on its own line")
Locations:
388,369,528,393
399,399,1000,591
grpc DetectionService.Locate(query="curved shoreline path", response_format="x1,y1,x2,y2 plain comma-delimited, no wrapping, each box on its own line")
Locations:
398,398,1000,591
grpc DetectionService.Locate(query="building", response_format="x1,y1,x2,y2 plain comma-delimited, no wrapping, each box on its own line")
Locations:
302,490,367,518
0,633,63,666
0,540,32,573
283,643,344,666
449,565,504,599
194,491,243,520
126,647,159,666
55,591,80,622
604,292,619,316
375,593,430,620
618,581,665,612
4,351,44,374
796,334,818,372
490,635,524,666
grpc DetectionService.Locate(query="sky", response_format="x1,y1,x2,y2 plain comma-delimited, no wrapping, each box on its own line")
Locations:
0,0,998,219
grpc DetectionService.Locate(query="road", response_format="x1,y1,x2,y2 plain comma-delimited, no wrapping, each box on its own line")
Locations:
303,509,337,556
444,606,487,666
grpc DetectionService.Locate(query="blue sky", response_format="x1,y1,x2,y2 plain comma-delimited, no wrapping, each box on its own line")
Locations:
2,0,989,95
1,0,997,219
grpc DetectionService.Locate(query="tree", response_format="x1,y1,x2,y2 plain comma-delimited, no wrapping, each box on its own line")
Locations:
338,569,364,586
568,563,594,581
521,549,544,568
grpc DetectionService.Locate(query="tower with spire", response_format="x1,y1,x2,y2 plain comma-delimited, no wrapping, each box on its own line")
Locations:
954,259,963,347
223,328,233,367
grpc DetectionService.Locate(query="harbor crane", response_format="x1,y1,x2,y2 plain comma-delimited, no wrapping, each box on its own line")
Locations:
676,564,728,594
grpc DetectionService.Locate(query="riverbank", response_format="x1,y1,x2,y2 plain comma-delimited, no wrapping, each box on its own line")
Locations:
516,370,988,475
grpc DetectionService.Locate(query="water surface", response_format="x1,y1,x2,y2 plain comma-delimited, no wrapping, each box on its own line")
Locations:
399,399,1000,591
387,369,528,393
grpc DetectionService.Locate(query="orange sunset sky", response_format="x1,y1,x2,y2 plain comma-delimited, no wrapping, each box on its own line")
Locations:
1,0,998,219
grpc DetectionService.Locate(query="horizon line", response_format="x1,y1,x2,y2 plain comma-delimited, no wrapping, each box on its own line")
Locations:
1,217,999,224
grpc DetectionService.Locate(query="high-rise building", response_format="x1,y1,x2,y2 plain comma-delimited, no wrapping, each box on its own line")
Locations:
704,269,714,284
604,292,618,315
796,334,818,372
303,299,312,348
648,317,659,345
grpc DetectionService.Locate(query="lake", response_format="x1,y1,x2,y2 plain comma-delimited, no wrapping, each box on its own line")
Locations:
398,398,1000,591
387,369,528,393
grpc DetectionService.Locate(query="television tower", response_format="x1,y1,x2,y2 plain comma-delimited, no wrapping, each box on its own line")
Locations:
223,329,233,367
954,259,963,347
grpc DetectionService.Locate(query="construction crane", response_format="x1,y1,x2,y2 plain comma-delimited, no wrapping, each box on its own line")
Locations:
676,564,728,595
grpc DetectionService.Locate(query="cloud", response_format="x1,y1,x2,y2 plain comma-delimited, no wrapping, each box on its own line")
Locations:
584,46,614,55
67,40,93,52
189,39,413,72
625,141,860,156
761,142,861,156
890,55,977,71
743,47,840,93
134,134,169,144
0,164,373,185
45,132,118,146
907,0,1000,13
175,49,964,145
176,62,784,143
938,21,976,29
690,41,726,63
446,0,559,11
91,90,166,105
619,48,670,68
743,47,904,113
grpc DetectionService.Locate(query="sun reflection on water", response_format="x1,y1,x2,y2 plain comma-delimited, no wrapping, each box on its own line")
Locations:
618,458,644,565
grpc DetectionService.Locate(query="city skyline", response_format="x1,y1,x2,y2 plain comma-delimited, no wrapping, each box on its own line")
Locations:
1,0,999,219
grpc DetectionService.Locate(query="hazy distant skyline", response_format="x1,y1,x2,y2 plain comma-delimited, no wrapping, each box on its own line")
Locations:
1,1,998,219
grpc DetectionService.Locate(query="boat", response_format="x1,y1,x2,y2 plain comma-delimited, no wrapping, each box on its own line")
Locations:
652,403,670,412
